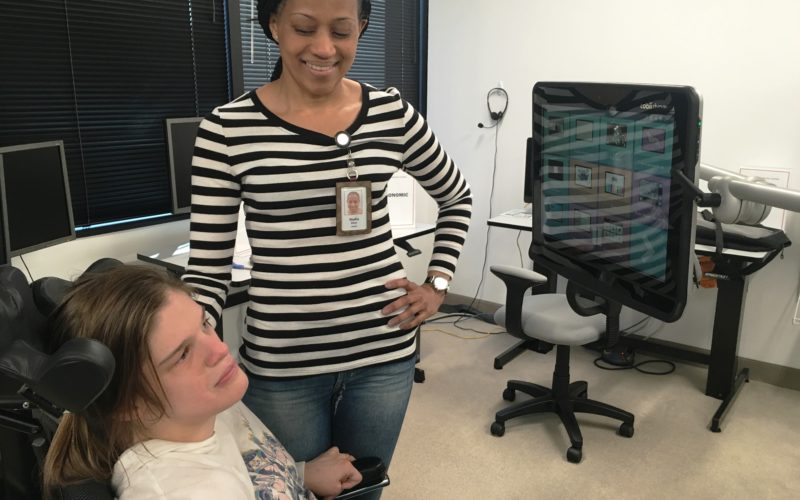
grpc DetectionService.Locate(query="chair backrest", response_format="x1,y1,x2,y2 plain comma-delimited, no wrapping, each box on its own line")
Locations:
0,265,48,500
0,266,46,354
0,263,117,500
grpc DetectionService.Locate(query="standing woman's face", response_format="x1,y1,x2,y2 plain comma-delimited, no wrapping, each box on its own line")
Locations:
269,0,365,97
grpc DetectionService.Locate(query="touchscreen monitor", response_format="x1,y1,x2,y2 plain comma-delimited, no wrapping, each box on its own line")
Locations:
530,82,702,321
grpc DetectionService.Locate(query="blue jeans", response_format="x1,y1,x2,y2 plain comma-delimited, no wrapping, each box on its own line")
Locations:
242,355,416,499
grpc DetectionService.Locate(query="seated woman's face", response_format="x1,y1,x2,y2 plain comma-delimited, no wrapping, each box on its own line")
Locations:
142,290,248,441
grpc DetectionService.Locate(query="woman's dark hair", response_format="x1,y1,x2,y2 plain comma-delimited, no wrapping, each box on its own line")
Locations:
256,0,372,81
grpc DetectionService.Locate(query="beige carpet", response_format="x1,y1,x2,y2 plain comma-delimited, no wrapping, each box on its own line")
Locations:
385,316,800,500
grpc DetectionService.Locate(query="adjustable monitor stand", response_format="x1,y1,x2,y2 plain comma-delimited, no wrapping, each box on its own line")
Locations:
703,252,753,431
623,255,750,432
625,221,788,432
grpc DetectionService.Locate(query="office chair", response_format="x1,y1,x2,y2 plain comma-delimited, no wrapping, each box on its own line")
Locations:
489,264,638,463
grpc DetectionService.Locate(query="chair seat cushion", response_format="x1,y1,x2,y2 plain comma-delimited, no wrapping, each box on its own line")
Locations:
494,294,645,346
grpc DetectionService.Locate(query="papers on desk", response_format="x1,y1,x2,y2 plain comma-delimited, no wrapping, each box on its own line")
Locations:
171,242,190,256
501,206,533,217
233,247,252,270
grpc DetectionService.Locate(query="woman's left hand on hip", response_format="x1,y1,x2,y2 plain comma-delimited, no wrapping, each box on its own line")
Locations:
382,278,445,328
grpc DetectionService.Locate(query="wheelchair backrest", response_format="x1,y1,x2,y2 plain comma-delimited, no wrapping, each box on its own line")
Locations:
0,263,117,500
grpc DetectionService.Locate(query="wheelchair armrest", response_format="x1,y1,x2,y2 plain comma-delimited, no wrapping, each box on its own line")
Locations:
490,265,549,338
60,480,116,500
336,456,389,499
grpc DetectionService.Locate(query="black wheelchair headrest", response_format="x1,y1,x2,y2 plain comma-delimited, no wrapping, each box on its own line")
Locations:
0,338,114,414
0,264,116,416
31,276,73,319
84,257,124,275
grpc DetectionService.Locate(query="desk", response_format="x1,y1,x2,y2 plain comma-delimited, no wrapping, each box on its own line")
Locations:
487,209,778,432
486,208,533,232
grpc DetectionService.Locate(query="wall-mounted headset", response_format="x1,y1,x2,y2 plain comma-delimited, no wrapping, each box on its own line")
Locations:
478,87,509,128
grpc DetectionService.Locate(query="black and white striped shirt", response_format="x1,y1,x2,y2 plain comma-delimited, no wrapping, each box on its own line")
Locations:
183,84,472,378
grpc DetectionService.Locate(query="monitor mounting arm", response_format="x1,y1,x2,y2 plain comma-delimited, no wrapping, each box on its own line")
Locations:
698,163,800,224
675,169,721,209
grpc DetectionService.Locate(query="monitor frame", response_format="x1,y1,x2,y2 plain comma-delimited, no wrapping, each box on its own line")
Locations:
523,137,533,204
165,117,203,215
530,82,702,322
0,140,76,257
0,187,8,265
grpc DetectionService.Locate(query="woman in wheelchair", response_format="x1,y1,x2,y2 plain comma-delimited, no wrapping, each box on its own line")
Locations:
41,265,362,499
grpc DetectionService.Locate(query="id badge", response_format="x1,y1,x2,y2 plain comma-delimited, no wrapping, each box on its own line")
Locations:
336,181,372,235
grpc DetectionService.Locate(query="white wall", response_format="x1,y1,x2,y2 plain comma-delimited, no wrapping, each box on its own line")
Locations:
428,0,800,369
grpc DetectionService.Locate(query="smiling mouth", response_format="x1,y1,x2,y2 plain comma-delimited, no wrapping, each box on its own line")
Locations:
305,61,337,73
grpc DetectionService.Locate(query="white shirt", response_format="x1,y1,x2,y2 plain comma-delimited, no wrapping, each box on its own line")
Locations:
112,402,313,499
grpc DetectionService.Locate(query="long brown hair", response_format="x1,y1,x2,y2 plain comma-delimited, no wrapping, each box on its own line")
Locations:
42,265,194,494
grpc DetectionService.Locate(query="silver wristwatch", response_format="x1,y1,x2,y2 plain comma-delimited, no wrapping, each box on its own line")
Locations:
423,275,450,295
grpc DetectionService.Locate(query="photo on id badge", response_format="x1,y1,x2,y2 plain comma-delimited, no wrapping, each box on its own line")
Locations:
337,181,371,235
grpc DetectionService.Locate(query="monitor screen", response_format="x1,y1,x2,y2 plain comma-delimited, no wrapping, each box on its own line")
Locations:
0,141,75,256
165,117,203,214
530,82,702,321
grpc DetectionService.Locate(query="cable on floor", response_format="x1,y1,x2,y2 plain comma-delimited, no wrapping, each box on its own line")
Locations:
592,356,676,375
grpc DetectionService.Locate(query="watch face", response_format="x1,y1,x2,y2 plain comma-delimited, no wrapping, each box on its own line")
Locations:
430,276,449,291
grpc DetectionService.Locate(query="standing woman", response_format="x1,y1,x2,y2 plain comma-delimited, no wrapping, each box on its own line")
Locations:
183,0,472,494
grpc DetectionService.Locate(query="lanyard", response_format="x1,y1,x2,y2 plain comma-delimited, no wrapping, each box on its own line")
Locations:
335,131,358,181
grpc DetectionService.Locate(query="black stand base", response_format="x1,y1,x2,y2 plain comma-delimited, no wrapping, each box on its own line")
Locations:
494,339,552,369
710,367,749,432
601,344,635,367
490,345,634,464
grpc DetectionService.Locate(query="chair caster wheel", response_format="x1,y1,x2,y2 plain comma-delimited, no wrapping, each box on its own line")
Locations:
490,421,505,437
618,422,634,438
502,387,515,401
566,446,582,463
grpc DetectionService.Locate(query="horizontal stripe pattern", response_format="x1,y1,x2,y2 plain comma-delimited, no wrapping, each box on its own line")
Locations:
183,83,472,377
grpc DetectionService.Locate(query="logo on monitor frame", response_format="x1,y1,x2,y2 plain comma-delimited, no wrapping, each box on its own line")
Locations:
640,102,668,111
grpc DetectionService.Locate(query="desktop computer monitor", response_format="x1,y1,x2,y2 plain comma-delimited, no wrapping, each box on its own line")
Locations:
530,82,702,321
0,141,76,256
165,117,203,214
0,191,8,266
524,137,533,204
